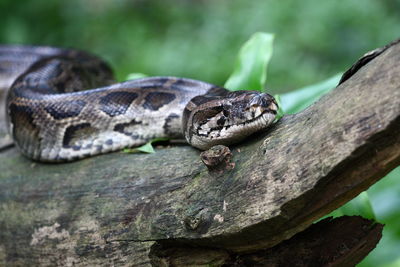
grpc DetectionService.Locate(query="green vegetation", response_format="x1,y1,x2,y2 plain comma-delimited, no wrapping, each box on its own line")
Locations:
1,1,399,266
1,0,399,93
225,32,274,91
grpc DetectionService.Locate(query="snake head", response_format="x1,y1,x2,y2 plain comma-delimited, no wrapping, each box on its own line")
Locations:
184,90,278,150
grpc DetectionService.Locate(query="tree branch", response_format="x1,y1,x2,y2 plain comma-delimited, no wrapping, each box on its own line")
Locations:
0,41,399,266
150,216,383,266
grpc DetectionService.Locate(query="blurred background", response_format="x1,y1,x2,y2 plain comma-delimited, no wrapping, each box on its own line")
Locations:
1,0,399,94
1,0,399,266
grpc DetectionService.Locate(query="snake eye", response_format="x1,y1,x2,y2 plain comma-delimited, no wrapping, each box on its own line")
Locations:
223,109,229,117
217,116,226,126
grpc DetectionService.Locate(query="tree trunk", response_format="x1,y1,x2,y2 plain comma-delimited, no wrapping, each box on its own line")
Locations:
0,40,399,266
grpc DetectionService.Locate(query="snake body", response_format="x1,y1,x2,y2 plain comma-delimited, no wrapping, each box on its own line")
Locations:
1,45,278,162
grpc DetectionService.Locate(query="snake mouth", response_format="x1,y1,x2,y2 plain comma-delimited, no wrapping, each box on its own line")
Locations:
190,109,277,150
220,109,276,133
197,108,277,142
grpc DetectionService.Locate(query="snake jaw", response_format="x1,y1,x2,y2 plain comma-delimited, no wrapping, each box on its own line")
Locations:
189,91,278,150
190,109,276,150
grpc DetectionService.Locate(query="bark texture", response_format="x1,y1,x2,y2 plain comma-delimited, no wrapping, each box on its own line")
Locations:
0,41,399,266
150,216,383,266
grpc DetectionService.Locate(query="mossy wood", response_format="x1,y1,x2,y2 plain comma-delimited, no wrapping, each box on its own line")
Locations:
0,41,399,266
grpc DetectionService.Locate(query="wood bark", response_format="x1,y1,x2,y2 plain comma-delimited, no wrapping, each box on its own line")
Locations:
0,41,399,266
150,216,383,266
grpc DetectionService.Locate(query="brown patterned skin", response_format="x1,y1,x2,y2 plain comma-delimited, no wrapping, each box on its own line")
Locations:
1,45,278,162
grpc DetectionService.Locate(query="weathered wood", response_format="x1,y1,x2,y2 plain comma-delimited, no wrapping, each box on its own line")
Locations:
149,216,383,266
0,83,13,150
0,41,399,266
235,216,383,267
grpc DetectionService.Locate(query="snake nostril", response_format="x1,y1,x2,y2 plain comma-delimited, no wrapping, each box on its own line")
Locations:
261,98,270,107
270,102,278,111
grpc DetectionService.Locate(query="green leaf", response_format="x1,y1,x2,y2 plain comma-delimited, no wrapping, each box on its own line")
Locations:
319,192,377,222
381,258,400,267
280,73,342,114
123,137,170,154
126,73,148,80
336,191,377,220
273,94,284,121
225,32,274,91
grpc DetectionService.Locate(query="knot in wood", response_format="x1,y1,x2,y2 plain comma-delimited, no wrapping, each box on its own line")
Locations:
184,208,211,232
200,145,234,172
184,216,202,230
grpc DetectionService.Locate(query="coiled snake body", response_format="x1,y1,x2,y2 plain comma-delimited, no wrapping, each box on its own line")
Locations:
0,45,278,162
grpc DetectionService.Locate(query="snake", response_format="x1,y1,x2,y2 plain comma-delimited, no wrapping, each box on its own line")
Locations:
0,45,278,162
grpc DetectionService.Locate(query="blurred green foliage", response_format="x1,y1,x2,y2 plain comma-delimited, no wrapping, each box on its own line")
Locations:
1,1,399,266
225,32,274,91
1,0,399,93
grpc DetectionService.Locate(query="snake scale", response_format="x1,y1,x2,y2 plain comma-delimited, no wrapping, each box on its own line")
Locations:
0,45,278,162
